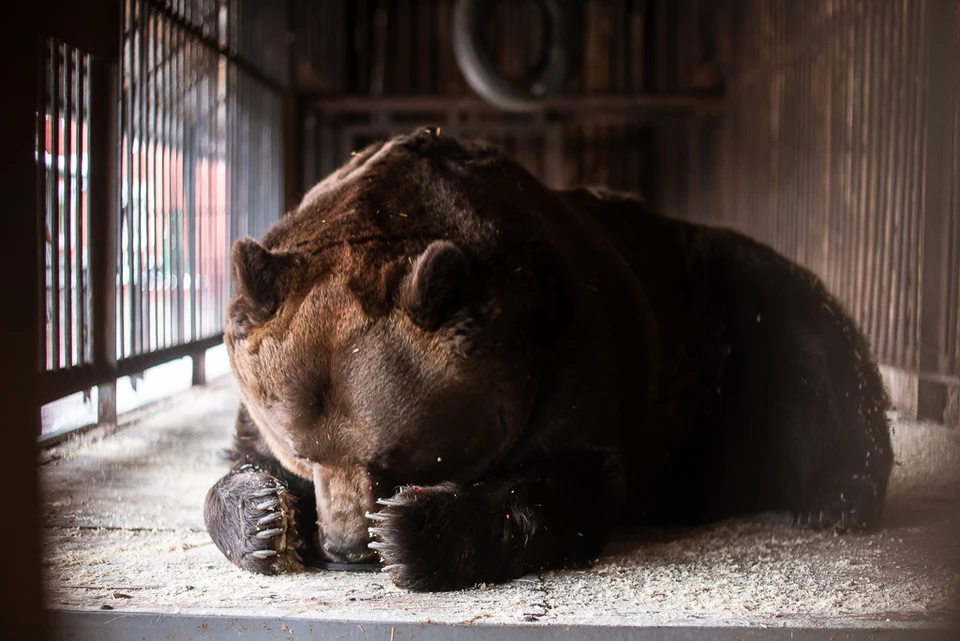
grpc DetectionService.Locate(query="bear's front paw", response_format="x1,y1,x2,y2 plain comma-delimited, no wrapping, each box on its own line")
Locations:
204,467,304,574
794,474,883,533
366,483,511,591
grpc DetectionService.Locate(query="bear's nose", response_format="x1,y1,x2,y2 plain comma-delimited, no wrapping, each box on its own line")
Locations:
320,532,377,564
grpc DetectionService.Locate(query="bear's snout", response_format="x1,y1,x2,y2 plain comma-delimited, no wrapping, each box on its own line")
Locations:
319,531,377,564
312,463,378,564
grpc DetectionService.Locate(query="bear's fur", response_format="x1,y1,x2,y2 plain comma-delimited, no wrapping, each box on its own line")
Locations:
204,128,893,591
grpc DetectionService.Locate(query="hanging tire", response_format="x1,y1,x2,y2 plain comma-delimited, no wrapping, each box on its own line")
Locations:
453,0,581,112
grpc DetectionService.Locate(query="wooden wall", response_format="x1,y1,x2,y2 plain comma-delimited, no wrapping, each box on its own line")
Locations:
294,0,722,218
294,0,960,422
713,0,960,422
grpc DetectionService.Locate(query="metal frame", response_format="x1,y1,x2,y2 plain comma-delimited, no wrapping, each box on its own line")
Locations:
47,610,949,641
2,7,45,639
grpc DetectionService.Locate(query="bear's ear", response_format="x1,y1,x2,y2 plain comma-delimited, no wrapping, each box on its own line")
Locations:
399,240,473,330
231,238,299,327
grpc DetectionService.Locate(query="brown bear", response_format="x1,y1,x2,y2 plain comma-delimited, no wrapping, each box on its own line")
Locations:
204,128,893,591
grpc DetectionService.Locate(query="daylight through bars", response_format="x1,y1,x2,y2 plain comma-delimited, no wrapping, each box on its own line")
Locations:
115,0,282,362
37,0,285,408
38,41,93,373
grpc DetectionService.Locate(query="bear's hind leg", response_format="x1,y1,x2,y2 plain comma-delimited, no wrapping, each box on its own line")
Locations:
703,232,893,532
780,303,892,532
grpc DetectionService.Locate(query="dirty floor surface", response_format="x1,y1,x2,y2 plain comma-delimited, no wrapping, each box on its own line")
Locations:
41,379,960,637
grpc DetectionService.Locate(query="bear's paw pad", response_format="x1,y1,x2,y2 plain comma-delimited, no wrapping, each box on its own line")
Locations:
207,469,304,574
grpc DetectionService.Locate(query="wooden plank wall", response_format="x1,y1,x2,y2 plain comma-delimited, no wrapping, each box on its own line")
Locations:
296,0,722,213
295,0,960,420
713,0,960,422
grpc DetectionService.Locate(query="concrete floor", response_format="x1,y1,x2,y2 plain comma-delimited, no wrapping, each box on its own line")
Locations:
41,379,960,639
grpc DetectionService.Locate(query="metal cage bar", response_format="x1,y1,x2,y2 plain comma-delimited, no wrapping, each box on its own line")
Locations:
36,0,289,427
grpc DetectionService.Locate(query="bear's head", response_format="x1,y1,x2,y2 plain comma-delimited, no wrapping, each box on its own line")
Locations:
224,129,564,563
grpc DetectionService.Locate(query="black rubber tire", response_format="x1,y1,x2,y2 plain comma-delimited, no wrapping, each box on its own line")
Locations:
453,0,581,112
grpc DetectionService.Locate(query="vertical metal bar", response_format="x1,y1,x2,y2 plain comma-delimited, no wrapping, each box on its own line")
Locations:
170,16,179,347
217,53,225,333
196,34,204,339
116,0,126,361
37,39,49,372
176,20,185,345
130,2,140,357
192,349,206,386
187,32,197,343
77,52,87,364
63,44,75,367
51,40,62,371
200,42,209,339
89,50,120,429
160,13,169,349
125,0,137,359
151,5,160,352
139,0,149,355
209,47,217,337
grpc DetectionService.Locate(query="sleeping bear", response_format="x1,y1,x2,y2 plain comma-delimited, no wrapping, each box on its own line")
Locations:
204,128,893,592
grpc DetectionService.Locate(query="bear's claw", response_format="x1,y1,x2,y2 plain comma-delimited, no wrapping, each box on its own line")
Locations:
252,486,282,498
255,497,280,511
257,511,283,526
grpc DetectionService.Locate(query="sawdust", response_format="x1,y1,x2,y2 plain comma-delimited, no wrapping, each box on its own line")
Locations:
40,381,960,628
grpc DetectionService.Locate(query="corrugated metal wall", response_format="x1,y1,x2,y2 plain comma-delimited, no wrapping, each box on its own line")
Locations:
713,0,960,421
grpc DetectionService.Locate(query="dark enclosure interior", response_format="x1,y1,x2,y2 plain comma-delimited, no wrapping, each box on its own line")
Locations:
5,0,960,639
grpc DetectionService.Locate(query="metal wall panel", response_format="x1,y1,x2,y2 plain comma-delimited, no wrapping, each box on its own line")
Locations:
714,0,960,418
